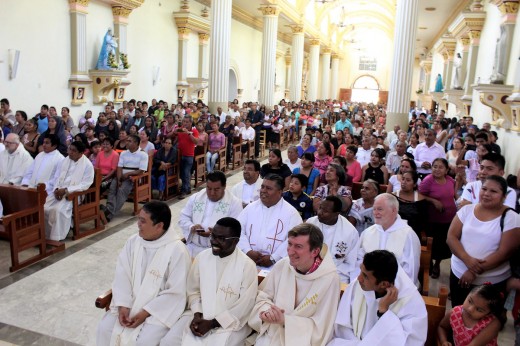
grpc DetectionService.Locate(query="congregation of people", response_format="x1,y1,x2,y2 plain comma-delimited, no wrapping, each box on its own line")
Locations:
1,97,520,345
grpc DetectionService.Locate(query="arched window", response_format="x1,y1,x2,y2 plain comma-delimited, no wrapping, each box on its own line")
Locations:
351,75,379,103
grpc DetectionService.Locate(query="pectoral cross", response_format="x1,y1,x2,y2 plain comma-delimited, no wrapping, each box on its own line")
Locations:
219,284,237,300
335,241,347,253
149,269,163,283
266,219,284,254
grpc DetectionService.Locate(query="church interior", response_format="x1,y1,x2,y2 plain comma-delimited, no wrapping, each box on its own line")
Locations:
0,0,519,345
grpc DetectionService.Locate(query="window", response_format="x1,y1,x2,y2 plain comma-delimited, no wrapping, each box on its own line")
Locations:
359,56,377,71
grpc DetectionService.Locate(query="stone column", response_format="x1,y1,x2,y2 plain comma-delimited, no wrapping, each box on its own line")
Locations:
307,39,320,102
198,33,209,79
68,0,91,105
320,48,331,99
176,27,190,102
506,45,520,129
420,60,432,93
208,0,232,113
456,37,470,89
386,0,419,130
443,49,456,90
330,53,340,100
289,25,304,102
284,49,291,100
259,5,280,108
112,6,131,67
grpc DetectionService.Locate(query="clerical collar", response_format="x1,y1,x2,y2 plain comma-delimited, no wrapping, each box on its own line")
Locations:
295,255,322,275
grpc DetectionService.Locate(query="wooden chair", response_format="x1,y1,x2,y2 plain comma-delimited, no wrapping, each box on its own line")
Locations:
67,168,104,240
0,184,64,272
351,182,389,200
192,144,207,188
128,154,153,215
245,140,255,161
163,152,180,200
215,138,227,173
258,130,267,158
232,135,243,170
419,236,433,296
278,128,286,149
423,285,449,346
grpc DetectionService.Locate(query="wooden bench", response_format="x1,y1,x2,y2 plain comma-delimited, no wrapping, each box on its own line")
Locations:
0,184,64,272
192,144,207,188
231,135,243,170
163,152,180,200
258,130,267,158
245,140,255,161
128,154,153,216
214,139,227,173
424,285,448,346
420,236,433,296
67,169,104,240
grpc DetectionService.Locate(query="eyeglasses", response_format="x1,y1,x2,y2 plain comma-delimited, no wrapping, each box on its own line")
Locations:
3,141,16,145
209,234,239,242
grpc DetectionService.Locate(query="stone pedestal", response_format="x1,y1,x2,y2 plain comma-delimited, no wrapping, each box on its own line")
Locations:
89,69,130,104
431,92,448,112
443,89,466,117
474,83,514,128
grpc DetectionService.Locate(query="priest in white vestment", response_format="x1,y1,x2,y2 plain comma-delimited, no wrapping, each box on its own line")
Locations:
238,174,303,268
353,193,421,286
328,250,427,346
248,223,340,346
0,133,33,185
163,217,258,346
229,159,262,207
44,141,94,241
96,201,191,346
307,196,359,284
179,171,243,258
21,134,64,190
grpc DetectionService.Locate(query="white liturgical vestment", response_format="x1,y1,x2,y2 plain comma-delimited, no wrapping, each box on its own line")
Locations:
328,268,427,346
21,149,64,190
237,198,302,264
0,144,33,185
248,246,340,346
353,216,421,286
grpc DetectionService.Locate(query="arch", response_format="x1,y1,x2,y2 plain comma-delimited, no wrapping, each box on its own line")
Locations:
351,74,380,103
229,69,238,102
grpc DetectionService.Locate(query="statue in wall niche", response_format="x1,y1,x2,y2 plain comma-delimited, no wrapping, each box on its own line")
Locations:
96,29,118,70
491,24,507,84
434,74,443,92
453,53,464,90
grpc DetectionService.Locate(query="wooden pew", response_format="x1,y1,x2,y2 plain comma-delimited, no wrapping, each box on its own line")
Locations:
0,184,64,272
163,152,180,200
67,168,105,240
231,135,243,170
420,236,433,296
351,181,389,200
424,285,448,346
192,144,207,188
128,154,153,216
258,130,267,158
245,140,255,161
214,138,227,173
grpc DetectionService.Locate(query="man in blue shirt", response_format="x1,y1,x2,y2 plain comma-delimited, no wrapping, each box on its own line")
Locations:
335,110,354,134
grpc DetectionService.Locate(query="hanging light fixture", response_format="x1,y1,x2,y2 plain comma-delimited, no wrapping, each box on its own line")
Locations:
337,6,347,27
315,0,336,4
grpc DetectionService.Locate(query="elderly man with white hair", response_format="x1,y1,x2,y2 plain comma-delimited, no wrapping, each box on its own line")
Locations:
352,193,421,286
0,133,33,185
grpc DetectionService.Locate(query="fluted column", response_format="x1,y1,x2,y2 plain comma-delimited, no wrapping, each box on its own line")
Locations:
386,0,419,130
307,39,320,102
259,5,280,108
208,0,232,113
506,45,520,129
198,33,209,79
289,25,304,102
330,53,340,100
420,60,432,93
444,50,455,90
176,27,190,101
320,48,331,99
112,6,131,67
69,0,91,105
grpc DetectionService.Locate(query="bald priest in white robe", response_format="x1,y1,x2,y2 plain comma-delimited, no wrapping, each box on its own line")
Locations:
328,250,427,346
21,134,63,190
352,193,421,287
248,223,340,346
0,133,33,185
306,196,359,284
179,171,243,258
97,201,191,346
238,174,303,268
230,159,262,207
162,217,258,346
44,140,94,241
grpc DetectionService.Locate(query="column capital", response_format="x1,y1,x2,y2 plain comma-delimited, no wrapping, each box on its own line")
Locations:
178,27,191,40
491,0,519,15
69,0,89,13
259,5,280,16
460,36,471,47
322,48,332,55
468,29,481,42
420,59,433,74
331,53,340,60
309,38,321,46
112,6,132,24
198,32,209,44
289,24,304,34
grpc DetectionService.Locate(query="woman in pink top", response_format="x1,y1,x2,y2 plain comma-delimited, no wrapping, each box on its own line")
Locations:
95,137,119,193
205,121,226,173
345,144,362,182
313,142,333,176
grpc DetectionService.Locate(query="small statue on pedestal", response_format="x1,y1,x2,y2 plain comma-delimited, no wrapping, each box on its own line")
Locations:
434,74,443,92
96,29,118,70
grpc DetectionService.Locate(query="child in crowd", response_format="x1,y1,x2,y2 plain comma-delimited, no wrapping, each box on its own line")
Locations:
282,174,313,221
89,140,101,164
438,284,504,346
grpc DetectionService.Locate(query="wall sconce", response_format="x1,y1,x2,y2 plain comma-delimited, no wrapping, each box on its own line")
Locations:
153,65,160,86
8,49,20,80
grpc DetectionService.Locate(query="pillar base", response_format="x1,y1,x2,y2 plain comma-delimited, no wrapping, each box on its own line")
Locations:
208,101,228,114
386,112,409,132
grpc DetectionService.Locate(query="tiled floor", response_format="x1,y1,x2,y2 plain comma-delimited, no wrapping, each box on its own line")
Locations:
0,152,516,345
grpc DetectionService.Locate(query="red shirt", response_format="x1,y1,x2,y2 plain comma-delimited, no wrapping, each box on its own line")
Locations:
178,127,199,157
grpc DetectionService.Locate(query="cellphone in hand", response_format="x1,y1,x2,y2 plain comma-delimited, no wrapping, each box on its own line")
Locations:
195,228,205,233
